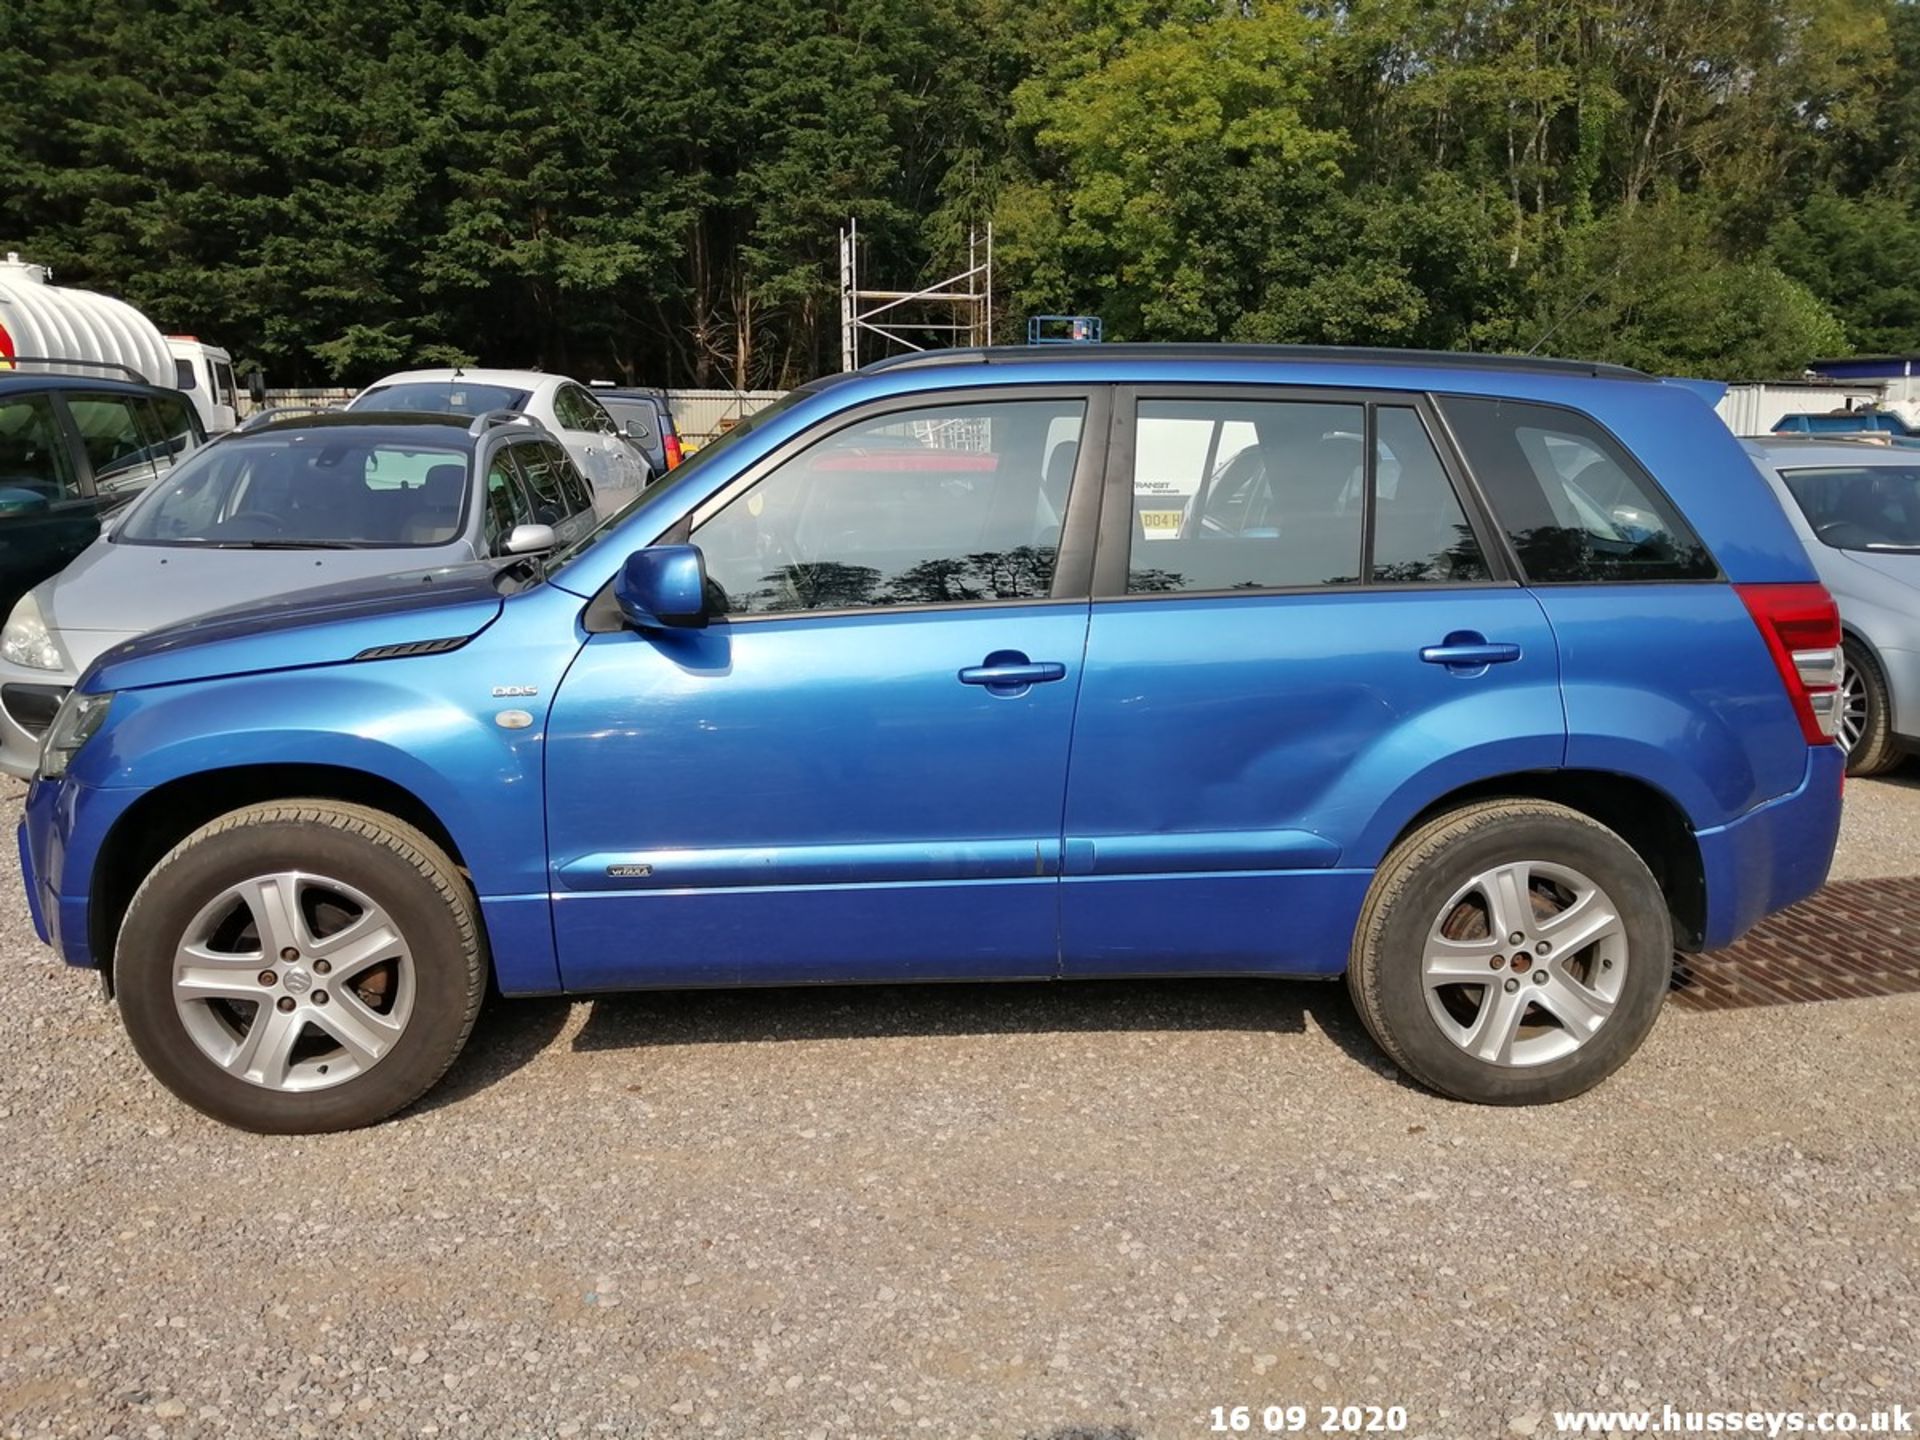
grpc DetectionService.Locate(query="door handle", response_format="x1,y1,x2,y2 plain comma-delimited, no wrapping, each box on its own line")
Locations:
1420,633,1522,669
959,651,1067,696
959,662,1067,686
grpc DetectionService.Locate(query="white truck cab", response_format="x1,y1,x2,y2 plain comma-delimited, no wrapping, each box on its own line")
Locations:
166,337,239,434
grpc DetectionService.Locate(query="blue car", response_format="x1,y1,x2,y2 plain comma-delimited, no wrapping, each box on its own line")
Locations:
18,345,1846,1131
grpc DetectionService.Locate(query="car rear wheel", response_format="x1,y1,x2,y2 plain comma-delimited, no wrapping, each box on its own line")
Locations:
1838,640,1902,777
1347,799,1672,1105
115,801,486,1134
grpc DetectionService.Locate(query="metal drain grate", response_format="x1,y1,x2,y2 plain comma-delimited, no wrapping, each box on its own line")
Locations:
1669,877,1920,1012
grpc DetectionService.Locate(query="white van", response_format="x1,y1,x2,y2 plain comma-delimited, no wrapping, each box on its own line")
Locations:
0,254,240,435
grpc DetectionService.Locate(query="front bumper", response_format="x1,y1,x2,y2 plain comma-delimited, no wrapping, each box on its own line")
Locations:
18,772,141,969
1695,741,1846,950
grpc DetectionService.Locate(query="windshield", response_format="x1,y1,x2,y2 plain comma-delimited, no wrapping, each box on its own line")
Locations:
1781,465,1920,551
116,430,472,548
354,381,531,416
547,387,809,572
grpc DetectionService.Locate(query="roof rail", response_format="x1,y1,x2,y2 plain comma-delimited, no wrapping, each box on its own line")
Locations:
237,404,341,432
858,343,1652,383
466,408,546,438
0,355,149,383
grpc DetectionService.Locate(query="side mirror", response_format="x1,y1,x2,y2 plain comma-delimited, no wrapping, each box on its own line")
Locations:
614,544,708,630
501,522,555,556
246,368,267,406
625,419,649,439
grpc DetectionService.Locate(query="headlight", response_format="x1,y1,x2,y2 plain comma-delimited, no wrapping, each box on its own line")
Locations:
38,690,114,780
2,593,69,672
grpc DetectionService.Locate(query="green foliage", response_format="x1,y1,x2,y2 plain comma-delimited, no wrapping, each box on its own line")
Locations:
3,0,1918,384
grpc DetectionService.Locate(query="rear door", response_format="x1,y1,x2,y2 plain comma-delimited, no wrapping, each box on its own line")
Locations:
1058,386,1565,977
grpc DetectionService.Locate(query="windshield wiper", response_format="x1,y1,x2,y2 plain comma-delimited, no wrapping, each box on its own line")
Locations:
208,539,364,550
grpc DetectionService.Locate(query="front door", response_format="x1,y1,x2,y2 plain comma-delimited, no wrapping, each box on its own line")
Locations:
1059,389,1565,977
0,390,114,619
544,389,1103,991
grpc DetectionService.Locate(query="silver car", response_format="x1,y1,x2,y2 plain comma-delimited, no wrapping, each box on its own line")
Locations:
349,368,653,512
0,410,599,777
1746,437,1920,774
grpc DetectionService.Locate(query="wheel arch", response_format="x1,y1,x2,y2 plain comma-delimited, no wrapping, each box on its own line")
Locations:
88,764,469,986
1389,770,1707,951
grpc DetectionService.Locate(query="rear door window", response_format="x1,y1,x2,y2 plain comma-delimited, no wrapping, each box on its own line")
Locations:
483,449,538,551
140,393,201,477
554,384,615,436
1127,399,1366,591
513,440,584,524
1124,398,1489,593
1438,396,1715,582
65,393,162,494
1371,406,1489,583
549,443,594,515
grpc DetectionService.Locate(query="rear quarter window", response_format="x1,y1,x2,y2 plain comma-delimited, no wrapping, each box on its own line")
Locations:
1437,395,1716,582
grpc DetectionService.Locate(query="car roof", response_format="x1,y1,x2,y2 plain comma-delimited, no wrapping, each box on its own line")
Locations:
0,371,183,400
231,410,480,439
361,368,562,389
856,342,1653,384
1742,437,1916,465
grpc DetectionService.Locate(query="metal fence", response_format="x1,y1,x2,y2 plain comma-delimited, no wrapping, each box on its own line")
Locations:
659,389,786,443
256,386,787,445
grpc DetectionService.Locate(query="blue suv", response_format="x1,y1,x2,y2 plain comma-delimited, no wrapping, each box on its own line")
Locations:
18,346,1846,1132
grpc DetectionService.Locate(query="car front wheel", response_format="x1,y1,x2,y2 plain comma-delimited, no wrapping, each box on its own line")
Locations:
115,801,487,1134
1346,799,1672,1105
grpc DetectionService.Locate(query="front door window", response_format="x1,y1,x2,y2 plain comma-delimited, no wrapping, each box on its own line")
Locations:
693,398,1086,615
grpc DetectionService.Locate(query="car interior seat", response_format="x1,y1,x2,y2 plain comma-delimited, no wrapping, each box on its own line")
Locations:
404,464,467,544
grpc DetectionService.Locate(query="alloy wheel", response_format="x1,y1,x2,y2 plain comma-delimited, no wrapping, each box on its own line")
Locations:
1421,859,1629,1068
170,872,416,1092
1836,665,1869,757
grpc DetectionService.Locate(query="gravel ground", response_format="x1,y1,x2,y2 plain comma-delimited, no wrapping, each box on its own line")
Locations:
2,771,1918,1440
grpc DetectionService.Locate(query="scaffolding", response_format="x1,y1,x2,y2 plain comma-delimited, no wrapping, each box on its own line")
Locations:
838,218,992,371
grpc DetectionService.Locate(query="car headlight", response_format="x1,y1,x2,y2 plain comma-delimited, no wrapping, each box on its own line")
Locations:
38,690,114,781
2,593,69,672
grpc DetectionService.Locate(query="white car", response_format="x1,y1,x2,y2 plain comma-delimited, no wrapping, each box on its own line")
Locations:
349,367,650,513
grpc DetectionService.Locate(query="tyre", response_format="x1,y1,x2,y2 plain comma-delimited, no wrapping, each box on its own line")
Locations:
1346,799,1672,1106
1838,640,1903,778
115,801,487,1134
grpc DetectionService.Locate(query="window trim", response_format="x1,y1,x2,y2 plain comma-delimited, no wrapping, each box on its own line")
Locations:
1090,383,1514,601
1427,390,1725,586
671,382,1113,621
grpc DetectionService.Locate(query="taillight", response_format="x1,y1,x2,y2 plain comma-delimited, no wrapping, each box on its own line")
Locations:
663,432,683,469
1735,582,1842,745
